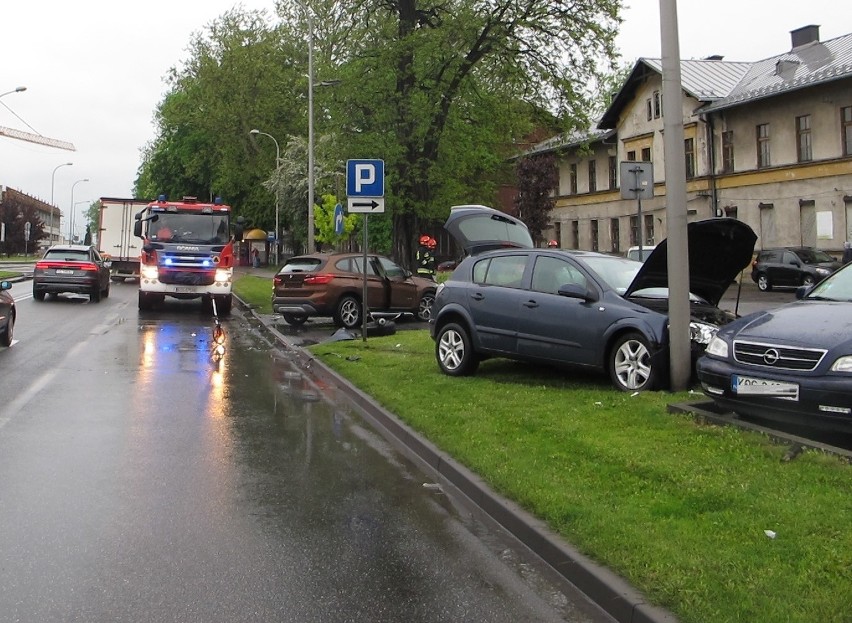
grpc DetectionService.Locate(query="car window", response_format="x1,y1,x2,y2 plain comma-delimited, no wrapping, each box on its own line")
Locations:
807,265,852,301
377,256,405,278
795,248,834,264
345,256,378,276
531,256,587,294
280,258,322,273
783,251,799,265
44,249,90,262
482,255,526,288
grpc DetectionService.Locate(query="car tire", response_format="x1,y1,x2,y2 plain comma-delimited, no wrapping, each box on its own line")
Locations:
103,282,110,298
90,285,102,303
435,322,480,376
417,293,435,322
282,313,308,326
756,273,771,292
609,332,657,392
334,295,362,329
0,312,13,347
802,274,815,287
138,291,153,311
33,288,45,301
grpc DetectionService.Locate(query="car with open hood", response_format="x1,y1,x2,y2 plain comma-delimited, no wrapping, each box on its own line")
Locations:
697,262,852,434
429,205,757,391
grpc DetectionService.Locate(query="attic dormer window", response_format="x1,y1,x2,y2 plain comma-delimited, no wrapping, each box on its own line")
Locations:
775,59,800,79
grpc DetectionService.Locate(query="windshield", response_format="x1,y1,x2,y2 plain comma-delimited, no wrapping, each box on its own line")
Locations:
149,213,229,244
806,264,852,301
581,255,642,293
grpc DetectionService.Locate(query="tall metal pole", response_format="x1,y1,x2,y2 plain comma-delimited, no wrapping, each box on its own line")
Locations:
250,129,281,265
660,0,691,390
69,179,89,243
307,11,315,255
50,162,73,246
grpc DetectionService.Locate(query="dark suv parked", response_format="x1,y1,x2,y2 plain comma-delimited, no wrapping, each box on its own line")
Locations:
750,247,841,292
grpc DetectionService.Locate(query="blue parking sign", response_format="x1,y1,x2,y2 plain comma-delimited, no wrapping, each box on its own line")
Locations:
346,159,384,197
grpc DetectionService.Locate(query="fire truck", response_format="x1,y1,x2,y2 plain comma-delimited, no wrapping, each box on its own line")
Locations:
133,195,236,315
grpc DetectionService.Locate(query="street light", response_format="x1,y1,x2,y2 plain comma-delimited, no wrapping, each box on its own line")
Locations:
69,179,89,243
308,10,315,255
50,162,73,246
0,86,26,99
250,128,281,265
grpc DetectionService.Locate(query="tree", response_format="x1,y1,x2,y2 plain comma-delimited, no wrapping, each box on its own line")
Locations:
314,194,361,251
0,197,45,256
513,153,559,245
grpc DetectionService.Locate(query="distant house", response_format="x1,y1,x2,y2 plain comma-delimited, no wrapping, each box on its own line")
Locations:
531,25,852,255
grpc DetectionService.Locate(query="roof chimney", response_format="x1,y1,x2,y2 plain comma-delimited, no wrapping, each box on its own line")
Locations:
704,55,724,61
791,25,820,49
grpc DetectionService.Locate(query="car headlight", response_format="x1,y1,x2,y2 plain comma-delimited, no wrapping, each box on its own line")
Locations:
830,356,852,373
704,335,729,358
215,267,233,283
141,265,159,280
815,267,830,275
689,320,718,345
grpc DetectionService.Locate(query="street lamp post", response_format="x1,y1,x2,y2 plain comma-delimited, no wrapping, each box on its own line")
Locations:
249,129,281,265
50,162,73,246
0,86,26,99
69,179,89,243
307,11,315,255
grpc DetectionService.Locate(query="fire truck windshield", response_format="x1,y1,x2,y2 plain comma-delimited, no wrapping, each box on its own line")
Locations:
150,213,229,244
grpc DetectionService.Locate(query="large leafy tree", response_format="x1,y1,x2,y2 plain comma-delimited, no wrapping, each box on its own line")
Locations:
0,198,45,256
513,153,558,245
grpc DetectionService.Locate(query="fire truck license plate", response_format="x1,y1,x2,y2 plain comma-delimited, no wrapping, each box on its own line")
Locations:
174,286,196,293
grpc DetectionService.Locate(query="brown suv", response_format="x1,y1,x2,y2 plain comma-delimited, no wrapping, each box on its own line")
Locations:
272,252,437,328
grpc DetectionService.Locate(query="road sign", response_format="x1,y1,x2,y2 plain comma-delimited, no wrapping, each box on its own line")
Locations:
347,197,385,213
620,161,654,200
346,159,384,197
24,221,31,241
334,203,344,235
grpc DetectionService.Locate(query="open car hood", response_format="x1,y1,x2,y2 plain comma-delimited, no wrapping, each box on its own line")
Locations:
624,218,757,306
443,205,533,255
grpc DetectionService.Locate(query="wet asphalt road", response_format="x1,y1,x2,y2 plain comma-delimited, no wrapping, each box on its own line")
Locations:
0,282,611,623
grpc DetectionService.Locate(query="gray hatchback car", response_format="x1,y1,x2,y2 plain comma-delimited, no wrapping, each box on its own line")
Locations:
429,205,757,391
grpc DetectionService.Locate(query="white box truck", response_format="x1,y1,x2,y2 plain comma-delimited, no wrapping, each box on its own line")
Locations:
98,198,149,281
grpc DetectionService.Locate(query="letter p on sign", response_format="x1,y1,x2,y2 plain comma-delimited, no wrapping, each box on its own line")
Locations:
346,159,384,197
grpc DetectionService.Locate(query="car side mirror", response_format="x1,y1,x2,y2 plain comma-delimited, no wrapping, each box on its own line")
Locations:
558,283,597,302
795,285,811,299
134,220,143,238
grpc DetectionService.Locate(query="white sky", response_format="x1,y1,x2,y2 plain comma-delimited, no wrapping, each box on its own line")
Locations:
1,1,845,237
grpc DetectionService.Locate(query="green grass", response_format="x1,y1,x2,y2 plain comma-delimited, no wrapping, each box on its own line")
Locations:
306,331,851,623
232,274,274,314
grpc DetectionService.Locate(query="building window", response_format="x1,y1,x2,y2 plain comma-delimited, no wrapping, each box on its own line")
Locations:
610,218,619,253
722,130,734,173
644,214,654,246
590,220,599,252
569,163,577,194
684,138,695,179
554,221,562,247
571,220,579,249
627,150,636,161
757,123,771,168
641,147,651,162
653,90,662,118
608,155,617,190
646,99,653,121
841,106,852,156
629,215,639,246
588,160,597,193
796,115,812,162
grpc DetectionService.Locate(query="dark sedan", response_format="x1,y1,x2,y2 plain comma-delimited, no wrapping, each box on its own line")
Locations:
697,263,852,434
0,280,15,347
429,205,757,391
33,244,111,303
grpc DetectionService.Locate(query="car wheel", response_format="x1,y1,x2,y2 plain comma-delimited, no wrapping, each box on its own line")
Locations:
282,313,308,326
334,295,362,329
103,282,110,298
756,273,771,292
802,274,815,287
416,293,435,322
90,285,102,303
436,322,480,376
33,288,45,301
213,295,232,316
609,332,657,392
0,313,13,347
138,291,153,311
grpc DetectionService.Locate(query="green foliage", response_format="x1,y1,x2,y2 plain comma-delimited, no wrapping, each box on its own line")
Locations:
0,196,45,255
314,193,361,251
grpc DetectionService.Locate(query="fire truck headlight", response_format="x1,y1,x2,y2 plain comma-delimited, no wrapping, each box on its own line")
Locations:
141,265,159,280
215,267,232,283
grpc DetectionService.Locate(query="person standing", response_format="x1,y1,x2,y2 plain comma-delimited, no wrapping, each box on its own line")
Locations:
843,241,852,265
252,247,260,268
416,235,437,279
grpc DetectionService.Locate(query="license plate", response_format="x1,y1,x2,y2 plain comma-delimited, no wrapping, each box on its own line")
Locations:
56,269,74,275
732,375,799,399
173,286,196,293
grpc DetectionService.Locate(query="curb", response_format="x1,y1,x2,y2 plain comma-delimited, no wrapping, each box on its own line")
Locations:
235,294,679,623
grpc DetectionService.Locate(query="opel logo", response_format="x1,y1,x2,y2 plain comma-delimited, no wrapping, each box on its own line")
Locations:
763,348,780,365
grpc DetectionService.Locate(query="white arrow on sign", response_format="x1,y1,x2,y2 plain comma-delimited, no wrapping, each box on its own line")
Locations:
347,197,385,213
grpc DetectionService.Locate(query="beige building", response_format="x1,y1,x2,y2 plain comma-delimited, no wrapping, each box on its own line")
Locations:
534,25,852,256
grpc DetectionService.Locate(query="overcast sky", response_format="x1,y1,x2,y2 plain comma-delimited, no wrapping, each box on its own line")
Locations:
1,1,844,238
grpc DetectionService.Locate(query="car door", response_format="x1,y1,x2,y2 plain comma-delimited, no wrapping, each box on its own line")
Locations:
778,250,801,287
463,254,529,355
92,248,109,288
516,254,605,366
376,256,417,310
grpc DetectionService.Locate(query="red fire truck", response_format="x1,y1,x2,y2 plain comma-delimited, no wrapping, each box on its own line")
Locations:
133,195,236,314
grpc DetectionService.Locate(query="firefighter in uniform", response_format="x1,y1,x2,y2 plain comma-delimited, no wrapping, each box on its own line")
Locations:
416,235,437,279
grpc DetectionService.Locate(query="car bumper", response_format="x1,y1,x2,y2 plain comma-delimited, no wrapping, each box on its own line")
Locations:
696,356,852,433
33,277,100,294
272,297,325,317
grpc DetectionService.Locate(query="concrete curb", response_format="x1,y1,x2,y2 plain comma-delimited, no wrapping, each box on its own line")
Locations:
235,295,679,623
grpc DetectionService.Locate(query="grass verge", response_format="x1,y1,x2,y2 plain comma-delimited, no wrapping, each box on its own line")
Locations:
233,274,274,314
308,330,851,623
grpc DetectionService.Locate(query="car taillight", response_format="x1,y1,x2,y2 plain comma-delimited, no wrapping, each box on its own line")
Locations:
80,262,99,272
304,273,335,285
273,276,283,287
